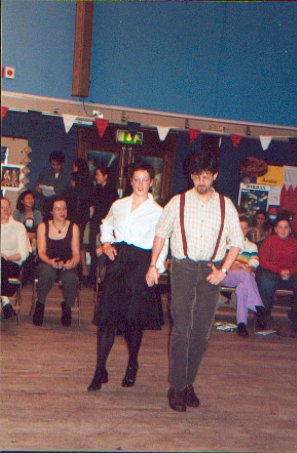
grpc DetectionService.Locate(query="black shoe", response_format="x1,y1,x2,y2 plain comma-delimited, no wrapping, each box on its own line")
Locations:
185,385,200,407
33,301,44,326
121,363,138,387
167,388,186,412
237,322,249,337
255,306,267,329
87,368,108,392
2,303,17,319
61,302,72,327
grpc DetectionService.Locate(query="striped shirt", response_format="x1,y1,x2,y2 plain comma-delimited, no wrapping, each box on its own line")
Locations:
155,188,243,262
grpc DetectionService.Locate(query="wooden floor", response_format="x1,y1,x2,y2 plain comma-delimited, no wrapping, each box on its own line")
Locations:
1,285,297,452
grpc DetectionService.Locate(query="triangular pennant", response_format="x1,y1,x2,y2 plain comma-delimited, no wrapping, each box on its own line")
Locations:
95,119,109,138
259,136,272,151
127,122,140,138
189,128,201,144
156,126,170,141
62,114,77,133
230,134,243,149
2,106,9,120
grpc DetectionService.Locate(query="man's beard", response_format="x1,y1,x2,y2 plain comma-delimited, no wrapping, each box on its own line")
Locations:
196,185,208,194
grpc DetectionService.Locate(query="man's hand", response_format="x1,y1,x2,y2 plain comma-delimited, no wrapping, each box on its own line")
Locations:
146,266,159,287
206,263,227,285
102,243,117,261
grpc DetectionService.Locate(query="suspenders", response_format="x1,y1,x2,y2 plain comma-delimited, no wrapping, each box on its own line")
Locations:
179,192,225,262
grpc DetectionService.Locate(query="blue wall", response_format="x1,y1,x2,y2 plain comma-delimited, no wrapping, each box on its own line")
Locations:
2,1,297,126
2,0,76,99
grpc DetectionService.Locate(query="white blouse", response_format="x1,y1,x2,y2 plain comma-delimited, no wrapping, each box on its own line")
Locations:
101,194,168,273
1,217,30,265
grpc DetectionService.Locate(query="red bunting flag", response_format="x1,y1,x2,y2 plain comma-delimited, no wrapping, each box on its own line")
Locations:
2,106,9,120
95,119,109,138
189,128,201,144
230,134,242,149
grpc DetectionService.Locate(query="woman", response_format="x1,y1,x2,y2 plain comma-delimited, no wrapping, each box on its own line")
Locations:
65,158,93,283
88,162,168,392
13,190,43,283
1,197,29,318
32,197,80,327
247,210,272,247
13,190,43,240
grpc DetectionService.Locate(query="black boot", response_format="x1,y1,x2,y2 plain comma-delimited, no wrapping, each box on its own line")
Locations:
61,302,72,327
237,322,249,336
87,327,115,392
255,306,267,329
87,368,108,392
122,362,139,387
33,301,44,326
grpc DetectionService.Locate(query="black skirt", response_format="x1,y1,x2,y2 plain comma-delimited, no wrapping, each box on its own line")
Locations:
94,242,164,331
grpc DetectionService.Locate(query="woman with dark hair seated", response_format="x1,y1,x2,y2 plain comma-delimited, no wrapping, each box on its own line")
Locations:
247,210,272,247
13,190,43,283
32,197,80,327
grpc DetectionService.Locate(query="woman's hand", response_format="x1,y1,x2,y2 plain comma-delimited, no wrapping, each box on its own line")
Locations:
64,258,78,270
50,258,64,269
146,265,159,287
102,243,117,261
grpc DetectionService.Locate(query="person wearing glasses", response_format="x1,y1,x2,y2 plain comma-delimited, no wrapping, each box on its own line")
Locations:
32,197,80,327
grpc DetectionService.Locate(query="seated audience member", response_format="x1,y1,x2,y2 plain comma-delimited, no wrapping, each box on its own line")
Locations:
1,197,29,318
247,210,272,247
32,197,80,327
35,151,70,218
13,190,43,283
256,216,297,337
221,217,265,336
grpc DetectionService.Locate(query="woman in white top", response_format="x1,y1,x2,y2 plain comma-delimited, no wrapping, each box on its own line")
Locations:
88,162,168,392
1,197,29,319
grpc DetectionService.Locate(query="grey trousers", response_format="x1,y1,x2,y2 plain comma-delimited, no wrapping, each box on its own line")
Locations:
37,263,79,307
169,258,220,391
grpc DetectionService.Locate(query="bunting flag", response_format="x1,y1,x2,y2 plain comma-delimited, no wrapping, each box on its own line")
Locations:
156,126,170,141
127,121,140,138
230,134,243,149
189,128,201,144
259,136,272,151
62,114,77,134
2,106,9,120
95,118,109,138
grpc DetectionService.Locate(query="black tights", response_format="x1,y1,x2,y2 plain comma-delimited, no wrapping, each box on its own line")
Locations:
95,325,143,372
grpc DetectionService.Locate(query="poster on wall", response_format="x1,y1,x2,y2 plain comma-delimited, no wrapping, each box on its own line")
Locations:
238,183,270,218
1,164,24,191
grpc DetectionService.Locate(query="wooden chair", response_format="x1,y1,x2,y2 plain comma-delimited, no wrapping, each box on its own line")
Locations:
30,278,81,326
5,276,23,323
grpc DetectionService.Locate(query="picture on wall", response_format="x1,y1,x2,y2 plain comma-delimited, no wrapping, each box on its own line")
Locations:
238,183,270,218
1,164,24,191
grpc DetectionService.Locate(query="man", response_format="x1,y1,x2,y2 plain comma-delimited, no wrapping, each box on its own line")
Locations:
35,151,69,217
1,197,29,318
256,217,297,337
146,150,243,412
